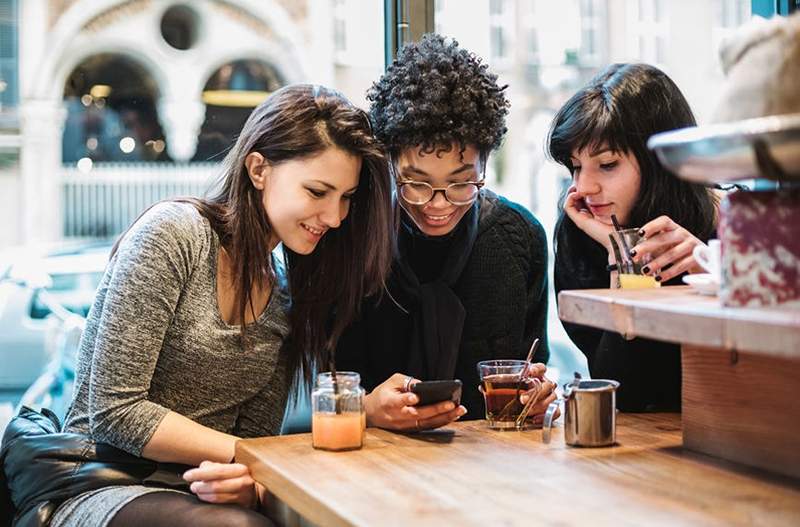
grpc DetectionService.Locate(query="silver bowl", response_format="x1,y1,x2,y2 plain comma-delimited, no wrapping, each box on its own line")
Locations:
647,113,800,184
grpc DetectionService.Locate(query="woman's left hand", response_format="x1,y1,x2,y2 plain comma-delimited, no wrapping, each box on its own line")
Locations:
183,461,260,509
630,215,705,283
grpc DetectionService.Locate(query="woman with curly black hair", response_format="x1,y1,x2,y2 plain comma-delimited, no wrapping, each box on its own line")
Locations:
336,34,555,430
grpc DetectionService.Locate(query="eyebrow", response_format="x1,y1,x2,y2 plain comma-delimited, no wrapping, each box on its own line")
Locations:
309,180,359,193
571,148,615,162
400,163,476,177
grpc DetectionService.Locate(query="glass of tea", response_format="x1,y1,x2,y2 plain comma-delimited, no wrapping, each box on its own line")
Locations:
477,359,540,430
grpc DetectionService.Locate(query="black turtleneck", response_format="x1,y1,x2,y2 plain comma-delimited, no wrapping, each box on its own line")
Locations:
336,190,549,419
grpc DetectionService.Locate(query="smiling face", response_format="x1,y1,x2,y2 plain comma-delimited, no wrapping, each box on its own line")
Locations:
395,144,483,236
570,145,642,226
248,146,361,255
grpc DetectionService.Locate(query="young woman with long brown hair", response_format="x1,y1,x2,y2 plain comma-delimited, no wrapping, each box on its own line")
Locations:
47,84,394,526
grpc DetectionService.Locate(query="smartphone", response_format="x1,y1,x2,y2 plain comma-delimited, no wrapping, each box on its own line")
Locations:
411,379,463,406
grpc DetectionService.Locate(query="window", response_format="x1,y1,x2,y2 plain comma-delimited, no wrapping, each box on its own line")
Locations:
578,0,606,65
333,0,347,54
0,0,18,128
632,0,668,64
489,0,513,63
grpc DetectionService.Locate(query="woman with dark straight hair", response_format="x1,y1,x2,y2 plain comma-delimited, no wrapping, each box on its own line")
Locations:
42,84,394,526
548,63,718,412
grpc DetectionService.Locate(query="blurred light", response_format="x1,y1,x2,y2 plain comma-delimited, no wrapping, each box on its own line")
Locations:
94,98,106,109
0,80,6,93
86,137,98,150
77,157,93,173
119,137,136,154
153,139,165,153
201,90,270,108
81,94,93,106
90,84,112,98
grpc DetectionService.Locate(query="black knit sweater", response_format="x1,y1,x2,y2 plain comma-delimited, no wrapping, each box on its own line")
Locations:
336,190,549,419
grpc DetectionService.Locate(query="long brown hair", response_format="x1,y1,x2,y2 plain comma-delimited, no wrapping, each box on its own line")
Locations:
114,84,394,385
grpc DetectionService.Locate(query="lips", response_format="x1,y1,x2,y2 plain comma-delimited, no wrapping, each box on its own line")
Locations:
421,210,456,227
300,222,326,240
587,203,612,215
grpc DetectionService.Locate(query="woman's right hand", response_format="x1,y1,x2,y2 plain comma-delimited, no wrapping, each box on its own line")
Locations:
564,186,615,251
364,373,467,431
183,461,259,509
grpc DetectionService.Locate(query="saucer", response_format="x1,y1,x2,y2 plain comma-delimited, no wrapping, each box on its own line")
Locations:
682,273,719,296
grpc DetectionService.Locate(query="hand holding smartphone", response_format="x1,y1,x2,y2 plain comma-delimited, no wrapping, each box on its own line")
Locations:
410,379,463,406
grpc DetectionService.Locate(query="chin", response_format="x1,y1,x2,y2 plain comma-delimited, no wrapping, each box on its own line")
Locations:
283,237,318,255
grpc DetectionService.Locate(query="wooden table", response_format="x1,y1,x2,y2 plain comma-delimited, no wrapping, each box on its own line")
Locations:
237,414,800,527
558,285,800,479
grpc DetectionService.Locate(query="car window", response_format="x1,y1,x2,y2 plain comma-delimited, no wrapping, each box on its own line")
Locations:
28,271,104,320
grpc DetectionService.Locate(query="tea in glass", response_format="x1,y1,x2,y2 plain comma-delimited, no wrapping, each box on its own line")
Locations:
477,360,538,429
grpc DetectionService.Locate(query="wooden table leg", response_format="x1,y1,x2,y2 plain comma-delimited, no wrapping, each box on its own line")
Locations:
681,344,800,479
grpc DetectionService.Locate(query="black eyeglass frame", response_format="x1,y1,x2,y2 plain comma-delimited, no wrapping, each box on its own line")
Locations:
395,179,485,206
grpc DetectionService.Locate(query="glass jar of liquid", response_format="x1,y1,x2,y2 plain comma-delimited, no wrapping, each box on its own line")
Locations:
311,371,366,451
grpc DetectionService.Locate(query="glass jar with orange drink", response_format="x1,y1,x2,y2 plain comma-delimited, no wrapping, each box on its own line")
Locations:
311,372,366,451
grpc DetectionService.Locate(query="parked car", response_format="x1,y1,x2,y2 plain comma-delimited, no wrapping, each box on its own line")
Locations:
0,242,110,389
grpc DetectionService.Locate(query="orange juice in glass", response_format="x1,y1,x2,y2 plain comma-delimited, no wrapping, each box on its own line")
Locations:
311,372,365,451
611,228,660,289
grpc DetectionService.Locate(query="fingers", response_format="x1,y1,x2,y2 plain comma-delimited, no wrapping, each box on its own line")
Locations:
527,390,558,418
642,238,699,281
415,405,467,431
653,254,697,283
183,462,250,482
631,229,683,261
189,474,255,496
526,363,547,378
195,492,245,504
564,191,592,219
639,215,677,238
406,400,458,421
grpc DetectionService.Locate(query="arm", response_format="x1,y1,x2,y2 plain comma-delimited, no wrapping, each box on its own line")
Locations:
85,205,235,465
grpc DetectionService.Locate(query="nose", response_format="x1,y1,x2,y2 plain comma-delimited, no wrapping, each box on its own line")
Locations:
574,171,601,195
428,189,450,208
319,198,344,229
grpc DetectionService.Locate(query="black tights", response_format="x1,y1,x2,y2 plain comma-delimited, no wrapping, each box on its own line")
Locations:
108,491,273,527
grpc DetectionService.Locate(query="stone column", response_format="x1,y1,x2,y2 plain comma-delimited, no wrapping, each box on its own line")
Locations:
19,99,67,243
157,98,206,162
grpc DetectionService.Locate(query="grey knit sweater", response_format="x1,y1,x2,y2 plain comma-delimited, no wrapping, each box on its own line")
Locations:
53,202,291,526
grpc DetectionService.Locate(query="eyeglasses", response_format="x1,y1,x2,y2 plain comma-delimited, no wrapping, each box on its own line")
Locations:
397,179,485,206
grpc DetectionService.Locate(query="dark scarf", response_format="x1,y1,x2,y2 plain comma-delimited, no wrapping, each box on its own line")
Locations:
390,201,479,380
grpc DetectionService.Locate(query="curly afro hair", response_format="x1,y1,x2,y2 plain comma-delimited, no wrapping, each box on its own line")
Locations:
367,33,509,163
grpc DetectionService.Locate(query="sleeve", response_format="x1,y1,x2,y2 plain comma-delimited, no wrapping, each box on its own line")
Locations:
85,203,203,456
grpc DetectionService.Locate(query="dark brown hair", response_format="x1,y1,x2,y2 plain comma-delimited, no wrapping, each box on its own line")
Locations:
115,84,394,385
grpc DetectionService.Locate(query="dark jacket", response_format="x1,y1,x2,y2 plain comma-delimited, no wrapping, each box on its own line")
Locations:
1,407,189,527
336,190,549,418
554,218,683,412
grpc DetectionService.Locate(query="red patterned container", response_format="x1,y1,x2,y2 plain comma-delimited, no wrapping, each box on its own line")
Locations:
718,189,800,307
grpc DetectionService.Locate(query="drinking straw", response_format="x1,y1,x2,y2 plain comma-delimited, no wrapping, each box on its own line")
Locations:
498,338,540,419
328,352,341,414
611,214,633,268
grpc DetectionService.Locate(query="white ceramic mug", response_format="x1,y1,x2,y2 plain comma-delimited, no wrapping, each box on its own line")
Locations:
692,239,721,282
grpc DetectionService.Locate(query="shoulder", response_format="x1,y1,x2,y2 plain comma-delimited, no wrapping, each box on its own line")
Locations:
477,190,547,253
116,201,214,266
128,201,211,247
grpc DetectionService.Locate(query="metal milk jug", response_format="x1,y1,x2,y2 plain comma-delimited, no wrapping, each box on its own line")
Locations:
543,374,620,447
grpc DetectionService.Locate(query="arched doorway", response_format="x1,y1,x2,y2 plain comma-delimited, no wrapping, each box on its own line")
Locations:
62,54,170,164
193,59,284,162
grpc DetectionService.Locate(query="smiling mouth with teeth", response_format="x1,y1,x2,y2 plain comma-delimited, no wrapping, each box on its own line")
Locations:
301,223,325,236
426,214,451,221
